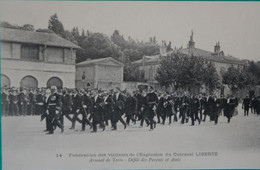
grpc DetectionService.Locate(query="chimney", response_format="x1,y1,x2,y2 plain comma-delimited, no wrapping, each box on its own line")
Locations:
214,42,221,53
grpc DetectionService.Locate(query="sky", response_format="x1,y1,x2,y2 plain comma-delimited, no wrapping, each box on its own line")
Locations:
0,1,260,61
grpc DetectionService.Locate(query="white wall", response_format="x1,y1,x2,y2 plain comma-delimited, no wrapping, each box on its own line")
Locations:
1,59,75,88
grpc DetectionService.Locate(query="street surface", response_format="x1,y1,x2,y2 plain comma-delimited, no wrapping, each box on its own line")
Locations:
2,104,260,170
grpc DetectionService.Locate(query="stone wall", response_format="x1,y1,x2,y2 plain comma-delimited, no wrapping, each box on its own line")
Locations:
98,65,122,82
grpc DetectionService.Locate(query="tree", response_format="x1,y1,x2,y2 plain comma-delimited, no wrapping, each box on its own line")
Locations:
247,61,260,85
76,33,122,63
123,63,145,82
0,22,34,31
156,52,220,93
62,30,78,45
203,61,221,93
48,13,65,37
222,65,257,95
21,24,34,31
111,29,160,62
0,21,20,29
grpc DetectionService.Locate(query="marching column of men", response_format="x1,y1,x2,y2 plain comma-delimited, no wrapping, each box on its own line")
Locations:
1,85,260,134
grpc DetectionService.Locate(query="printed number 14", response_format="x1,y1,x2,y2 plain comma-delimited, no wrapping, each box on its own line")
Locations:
56,154,62,157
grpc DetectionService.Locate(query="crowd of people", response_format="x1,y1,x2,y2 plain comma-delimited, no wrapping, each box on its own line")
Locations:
1,86,260,134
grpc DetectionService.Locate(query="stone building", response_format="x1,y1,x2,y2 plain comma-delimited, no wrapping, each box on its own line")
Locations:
1,28,80,89
75,57,124,90
133,31,245,94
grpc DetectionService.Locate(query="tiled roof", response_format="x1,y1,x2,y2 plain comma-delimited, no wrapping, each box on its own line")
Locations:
133,47,243,65
1,28,80,49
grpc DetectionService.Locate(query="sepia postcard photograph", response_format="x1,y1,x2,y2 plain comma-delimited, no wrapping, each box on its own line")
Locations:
0,1,260,170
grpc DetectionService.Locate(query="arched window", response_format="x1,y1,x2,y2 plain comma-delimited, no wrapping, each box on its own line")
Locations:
1,74,11,87
20,76,38,88
47,77,63,89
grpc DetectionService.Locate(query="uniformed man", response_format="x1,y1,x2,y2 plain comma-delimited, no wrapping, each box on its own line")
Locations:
46,86,63,134
1,88,9,116
9,89,19,116
36,88,45,117
28,89,36,115
18,88,28,116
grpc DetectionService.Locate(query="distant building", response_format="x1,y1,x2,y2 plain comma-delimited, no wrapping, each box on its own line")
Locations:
1,28,80,89
76,57,124,90
133,31,245,93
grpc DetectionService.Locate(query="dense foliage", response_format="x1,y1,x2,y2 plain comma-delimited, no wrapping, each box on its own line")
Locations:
156,52,220,93
222,65,257,94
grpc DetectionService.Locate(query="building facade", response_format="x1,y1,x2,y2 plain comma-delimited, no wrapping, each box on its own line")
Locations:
1,28,80,89
76,57,124,90
133,32,245,94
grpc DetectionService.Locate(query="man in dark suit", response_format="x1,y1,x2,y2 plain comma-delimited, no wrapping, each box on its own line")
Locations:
61,88,73,128
81,89,93,131
251,95,257,114
91,90,105,132
180,92,190,124
146,86,158,130
70,89,83,130
242,96,251,116
190,94,200,126
157,93,166,124
226,94,235,123
103,90,115,127
134,90,144,121
112,87,127,130
203,94,214,122
125,91,137,125
213,95,221,124
198,94,205,121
